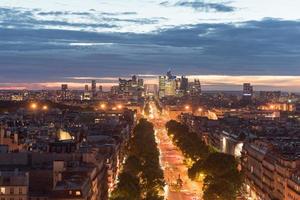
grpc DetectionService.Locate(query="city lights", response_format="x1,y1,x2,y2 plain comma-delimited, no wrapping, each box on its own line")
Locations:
117,104,123,110
100,103,106,110
42,105,48,110
30,103,38,110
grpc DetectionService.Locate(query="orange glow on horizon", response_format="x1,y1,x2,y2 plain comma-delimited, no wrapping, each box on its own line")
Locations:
1,75,300,91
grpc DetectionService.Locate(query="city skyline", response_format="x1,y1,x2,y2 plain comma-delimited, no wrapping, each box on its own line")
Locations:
0,74,300,92
0,1,300,91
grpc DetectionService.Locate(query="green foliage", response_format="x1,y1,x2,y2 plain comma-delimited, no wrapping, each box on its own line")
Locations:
111,119,165,200
200,153,242,200
166,120,243,200
166,120,210,160
110,172,141,200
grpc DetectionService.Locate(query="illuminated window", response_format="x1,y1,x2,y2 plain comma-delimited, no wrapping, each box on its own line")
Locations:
0,187,5,194
75,191,81,196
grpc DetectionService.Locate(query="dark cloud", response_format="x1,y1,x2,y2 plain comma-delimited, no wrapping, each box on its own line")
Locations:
0,7,157,29
38,11,91,16
0,12,300,83
161,0,235,12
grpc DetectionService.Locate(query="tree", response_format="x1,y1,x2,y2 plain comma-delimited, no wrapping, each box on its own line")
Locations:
166,120,243,200
111,119,165,200
195,153,242,200
110,172,141,200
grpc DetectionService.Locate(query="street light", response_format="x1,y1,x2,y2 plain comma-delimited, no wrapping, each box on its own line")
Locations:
117,104,123,110
30,103,38,110
42,105,48,111
100,103,106,110
198,108,203,112
185,105,190,110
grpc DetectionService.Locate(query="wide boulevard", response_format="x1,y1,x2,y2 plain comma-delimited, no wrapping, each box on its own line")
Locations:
146,102,203,200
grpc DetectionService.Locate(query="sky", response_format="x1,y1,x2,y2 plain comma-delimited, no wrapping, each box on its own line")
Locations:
0,0,300,91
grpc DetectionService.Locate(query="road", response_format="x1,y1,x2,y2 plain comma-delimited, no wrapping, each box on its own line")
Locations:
147,102,203,200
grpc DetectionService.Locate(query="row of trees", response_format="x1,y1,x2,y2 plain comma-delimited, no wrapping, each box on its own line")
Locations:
165,120,242,200
111,119,165,200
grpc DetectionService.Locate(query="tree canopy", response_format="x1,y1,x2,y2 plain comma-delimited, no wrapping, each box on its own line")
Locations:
111,119,165,200
165,120,242,200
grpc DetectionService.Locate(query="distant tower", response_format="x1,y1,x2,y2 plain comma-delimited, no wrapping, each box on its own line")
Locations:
61,84,68,91
85,84,89,91
158,76,166,98
242,83,253,103
99,85,103,93
91,80,96,96
61,84,68,101
180,76,189,94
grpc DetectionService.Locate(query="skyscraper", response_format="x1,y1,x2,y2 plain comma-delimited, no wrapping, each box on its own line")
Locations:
61,84,68,101
159,70,176,98
165,79,176,96
243,83,253,96
138,79,144,88
189,79,202,96
85,84,89,92
91,80,96,97
180,76,189,93
159,76,166,98
242,83,253,102
99,85,103,93
61,84,68,91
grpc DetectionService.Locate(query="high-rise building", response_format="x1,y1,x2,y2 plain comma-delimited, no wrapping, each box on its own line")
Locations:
165,79,176,96
84,84,89,92
189,79,202,96
61,84,68,101
91,80,96,96
99,85,103,93
158,76,166,98
138,79,144,88
243,83,253,96
243,83,253,102
180,76,189,93
159,70,177,98
132,75,138,86
118,75,144,99
61,84,68,91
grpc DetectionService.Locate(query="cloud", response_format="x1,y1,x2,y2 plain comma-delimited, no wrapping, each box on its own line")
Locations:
0,18,300,86
0,7,159,33
161,0,235,12
0,2,300,91
37,11,92,16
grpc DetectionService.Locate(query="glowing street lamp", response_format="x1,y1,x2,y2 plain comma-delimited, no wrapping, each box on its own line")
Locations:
117,104,123,110
198,108,203,112
42,105,48,111
30,103,38,110
185,105,190,110
100,103,106,110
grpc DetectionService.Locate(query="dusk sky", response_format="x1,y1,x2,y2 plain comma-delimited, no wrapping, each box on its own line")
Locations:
1,0,300,91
